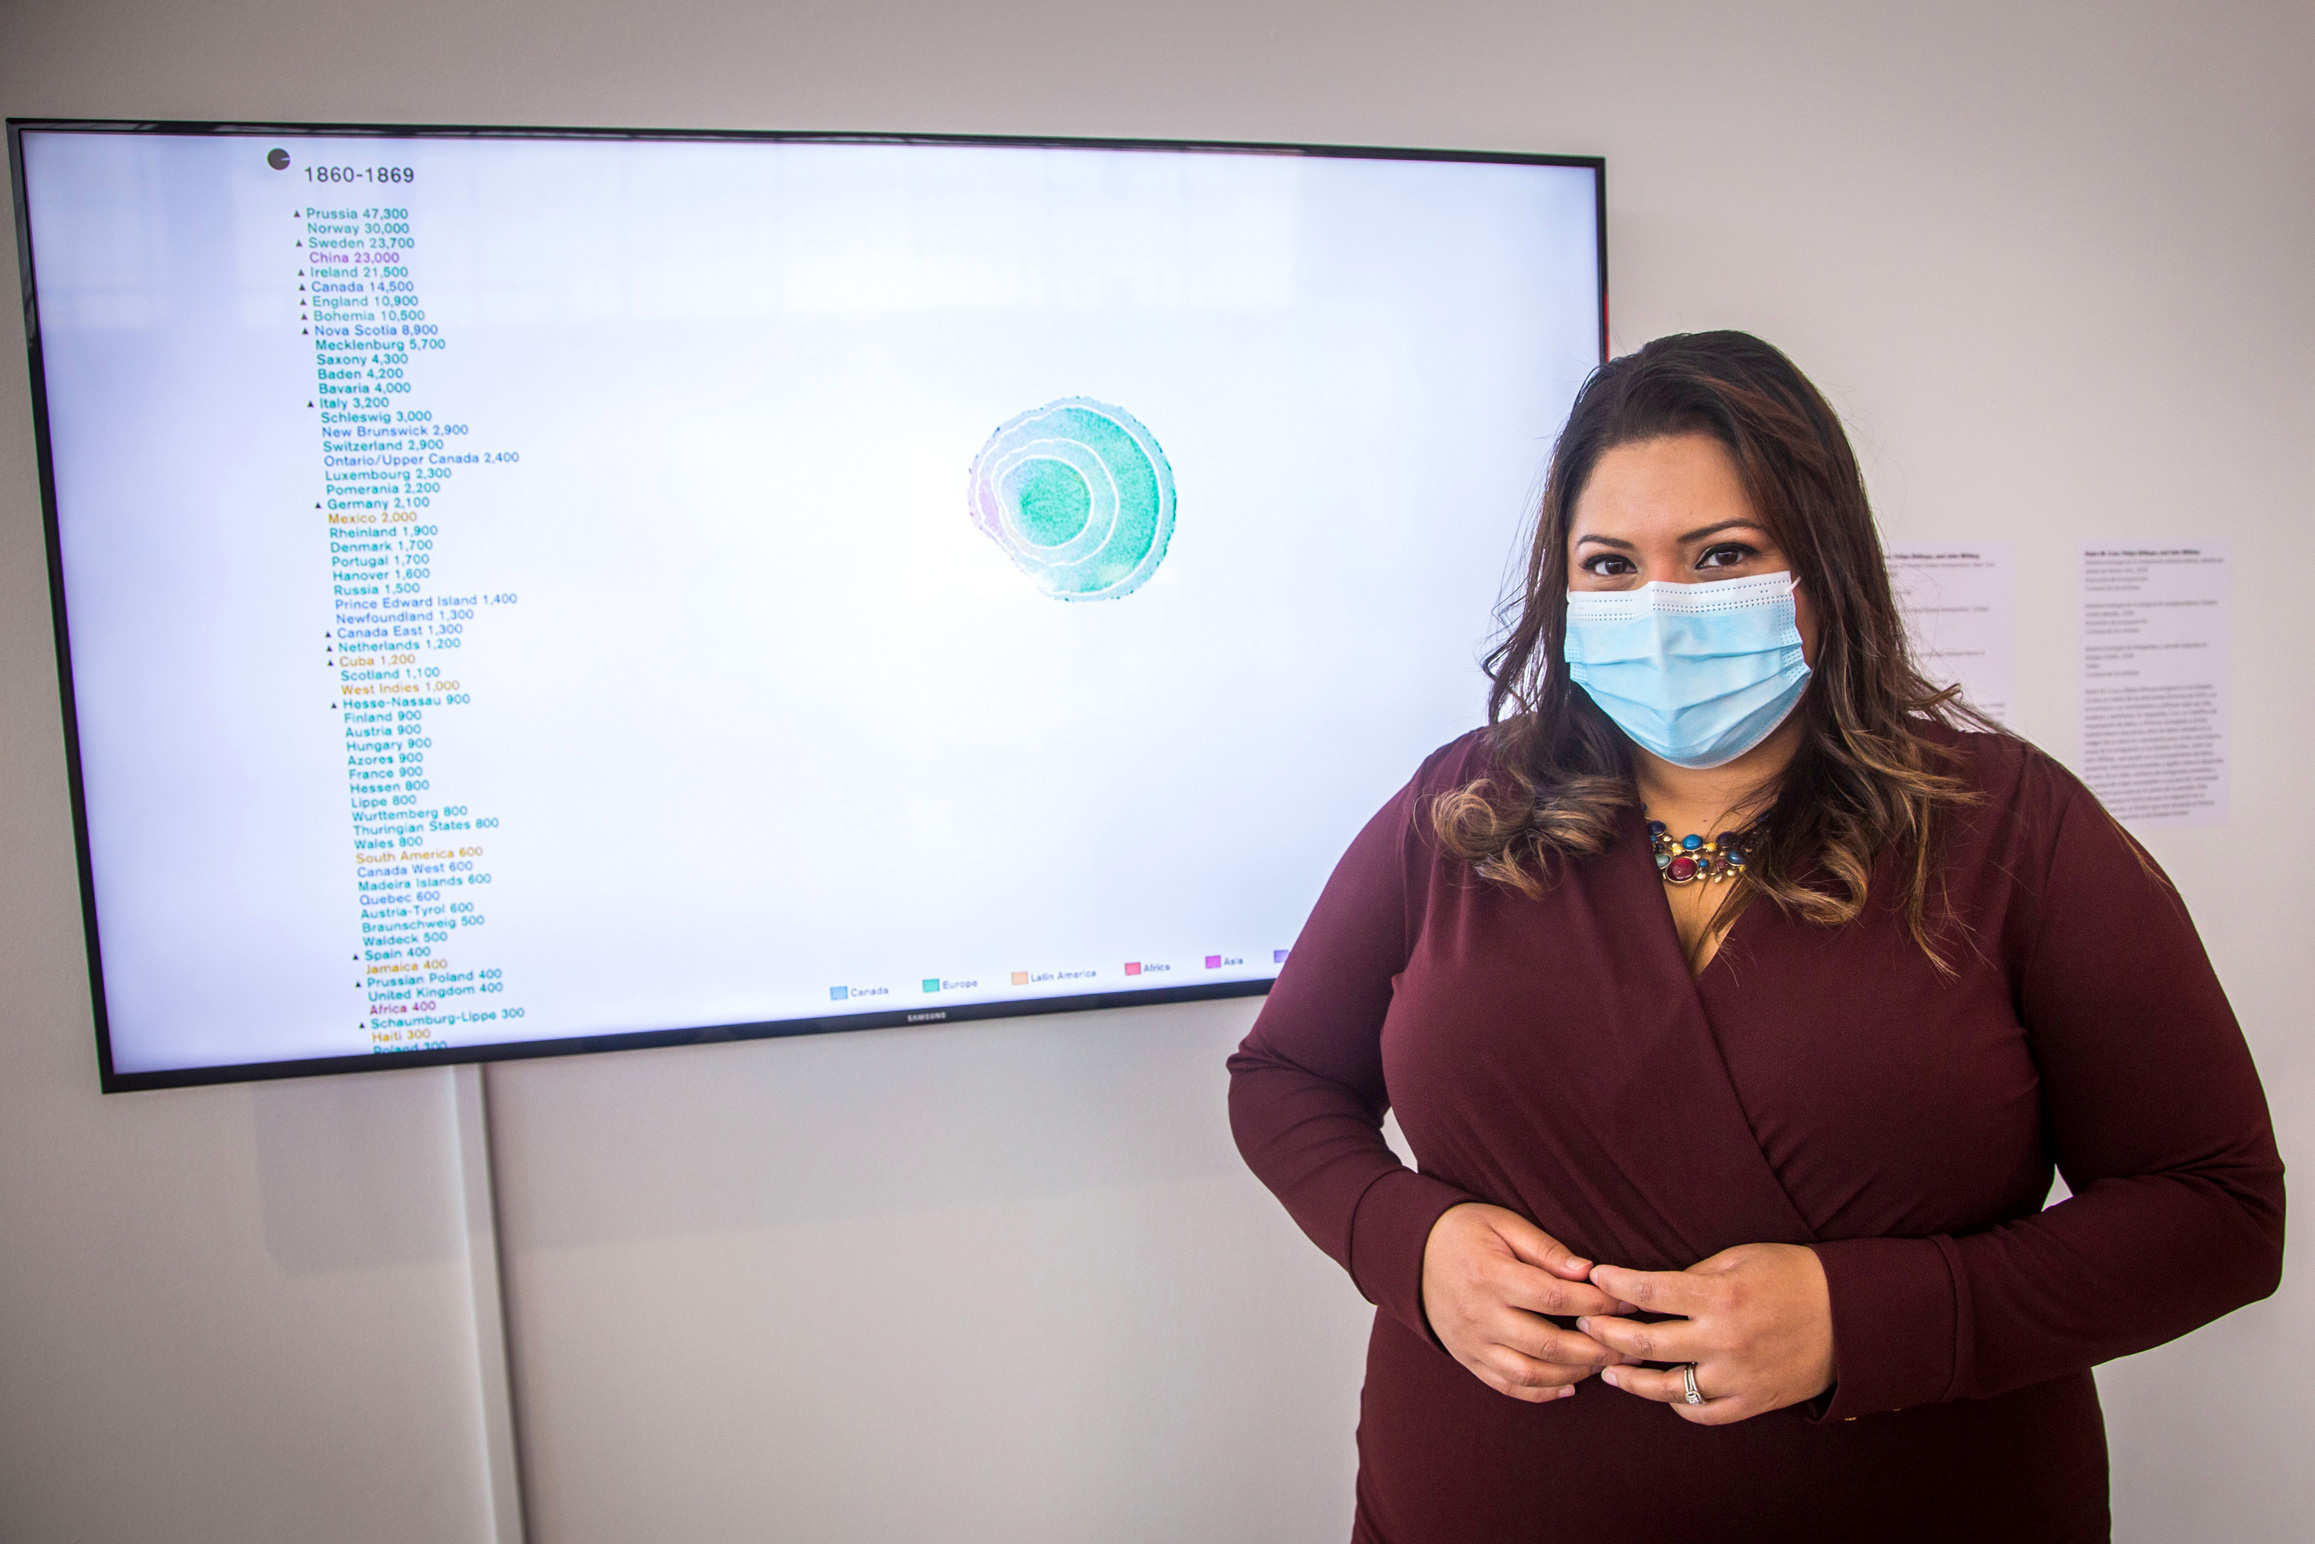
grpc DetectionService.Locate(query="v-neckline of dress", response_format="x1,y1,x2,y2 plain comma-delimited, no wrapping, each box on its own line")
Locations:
1584,803,1820,1255
1627,804,1752,986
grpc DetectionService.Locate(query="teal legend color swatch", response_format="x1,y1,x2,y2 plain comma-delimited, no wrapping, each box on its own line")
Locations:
968,399,1176,600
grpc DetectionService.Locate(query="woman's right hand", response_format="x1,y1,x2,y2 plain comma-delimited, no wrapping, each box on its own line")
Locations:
1420,1202,1631,1402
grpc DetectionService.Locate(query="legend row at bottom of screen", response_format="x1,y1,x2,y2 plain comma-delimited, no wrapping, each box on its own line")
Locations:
827,949,1290,1003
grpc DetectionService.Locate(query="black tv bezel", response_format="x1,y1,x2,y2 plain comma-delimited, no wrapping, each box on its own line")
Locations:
8,117,1608,1093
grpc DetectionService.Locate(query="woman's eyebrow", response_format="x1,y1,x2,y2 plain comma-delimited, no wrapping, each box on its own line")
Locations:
1678,519,1769,543
1573,533,1636,549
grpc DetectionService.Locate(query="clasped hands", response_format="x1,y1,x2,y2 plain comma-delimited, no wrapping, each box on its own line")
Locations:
1418,1202,1835,1426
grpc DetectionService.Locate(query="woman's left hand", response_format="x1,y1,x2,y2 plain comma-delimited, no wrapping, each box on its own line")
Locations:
1575,1243,1836,1425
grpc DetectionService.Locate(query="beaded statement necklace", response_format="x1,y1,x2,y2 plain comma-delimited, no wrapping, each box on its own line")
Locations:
1646,812,1755,886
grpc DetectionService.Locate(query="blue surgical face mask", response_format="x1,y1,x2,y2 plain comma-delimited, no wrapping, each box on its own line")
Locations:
1562,571,1812,769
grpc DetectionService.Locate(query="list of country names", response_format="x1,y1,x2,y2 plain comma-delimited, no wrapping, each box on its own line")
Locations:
299,186,526,1054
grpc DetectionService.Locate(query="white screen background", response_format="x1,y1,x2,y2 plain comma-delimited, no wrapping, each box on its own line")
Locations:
22,131,1600,1075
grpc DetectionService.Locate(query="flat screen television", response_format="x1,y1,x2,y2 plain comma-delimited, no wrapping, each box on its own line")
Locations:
10,120,1606,1090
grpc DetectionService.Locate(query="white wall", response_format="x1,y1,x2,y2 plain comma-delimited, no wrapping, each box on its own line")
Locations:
2,2,2308,1540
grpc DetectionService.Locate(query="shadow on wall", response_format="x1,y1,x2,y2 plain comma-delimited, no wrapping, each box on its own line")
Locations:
485,998,1257,1253
253,1066,464,1273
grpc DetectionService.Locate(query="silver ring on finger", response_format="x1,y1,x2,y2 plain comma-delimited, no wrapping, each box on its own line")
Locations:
1682,1363,1704,1405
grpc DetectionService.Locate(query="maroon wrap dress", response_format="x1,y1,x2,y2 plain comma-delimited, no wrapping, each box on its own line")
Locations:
1226,725,2283,1543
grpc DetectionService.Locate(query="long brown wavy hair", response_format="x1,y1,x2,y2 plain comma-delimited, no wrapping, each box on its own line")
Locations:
1433,331,1992,964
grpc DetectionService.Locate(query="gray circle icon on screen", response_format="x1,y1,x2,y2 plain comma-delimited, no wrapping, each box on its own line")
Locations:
267,149,290,171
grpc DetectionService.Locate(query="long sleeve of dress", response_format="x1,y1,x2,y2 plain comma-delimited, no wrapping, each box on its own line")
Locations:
1225,769,1475,1346
1811,770,2286,1420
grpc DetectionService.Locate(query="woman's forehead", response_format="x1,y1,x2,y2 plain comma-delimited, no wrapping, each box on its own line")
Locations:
1570,434,1759,540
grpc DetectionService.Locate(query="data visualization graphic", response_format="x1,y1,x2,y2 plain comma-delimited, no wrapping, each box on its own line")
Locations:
968,399,1176,601
17,125,1605,1085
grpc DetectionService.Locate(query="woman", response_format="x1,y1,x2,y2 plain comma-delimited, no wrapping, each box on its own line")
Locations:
1226,331,2283,1542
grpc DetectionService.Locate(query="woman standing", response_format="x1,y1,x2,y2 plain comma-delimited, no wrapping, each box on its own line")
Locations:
1226,332,2282,1541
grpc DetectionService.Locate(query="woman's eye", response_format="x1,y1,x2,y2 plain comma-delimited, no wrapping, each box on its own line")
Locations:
1582,554,1636,576
1698,543,1756,569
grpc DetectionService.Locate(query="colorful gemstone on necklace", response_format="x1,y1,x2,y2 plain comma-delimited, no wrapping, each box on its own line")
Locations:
1643,807,1756,888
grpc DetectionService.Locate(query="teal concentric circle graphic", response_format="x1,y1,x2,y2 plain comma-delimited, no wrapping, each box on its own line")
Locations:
968,398,1175,601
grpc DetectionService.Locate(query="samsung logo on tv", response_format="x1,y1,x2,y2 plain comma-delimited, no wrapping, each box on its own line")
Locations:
906,1011,947,1023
